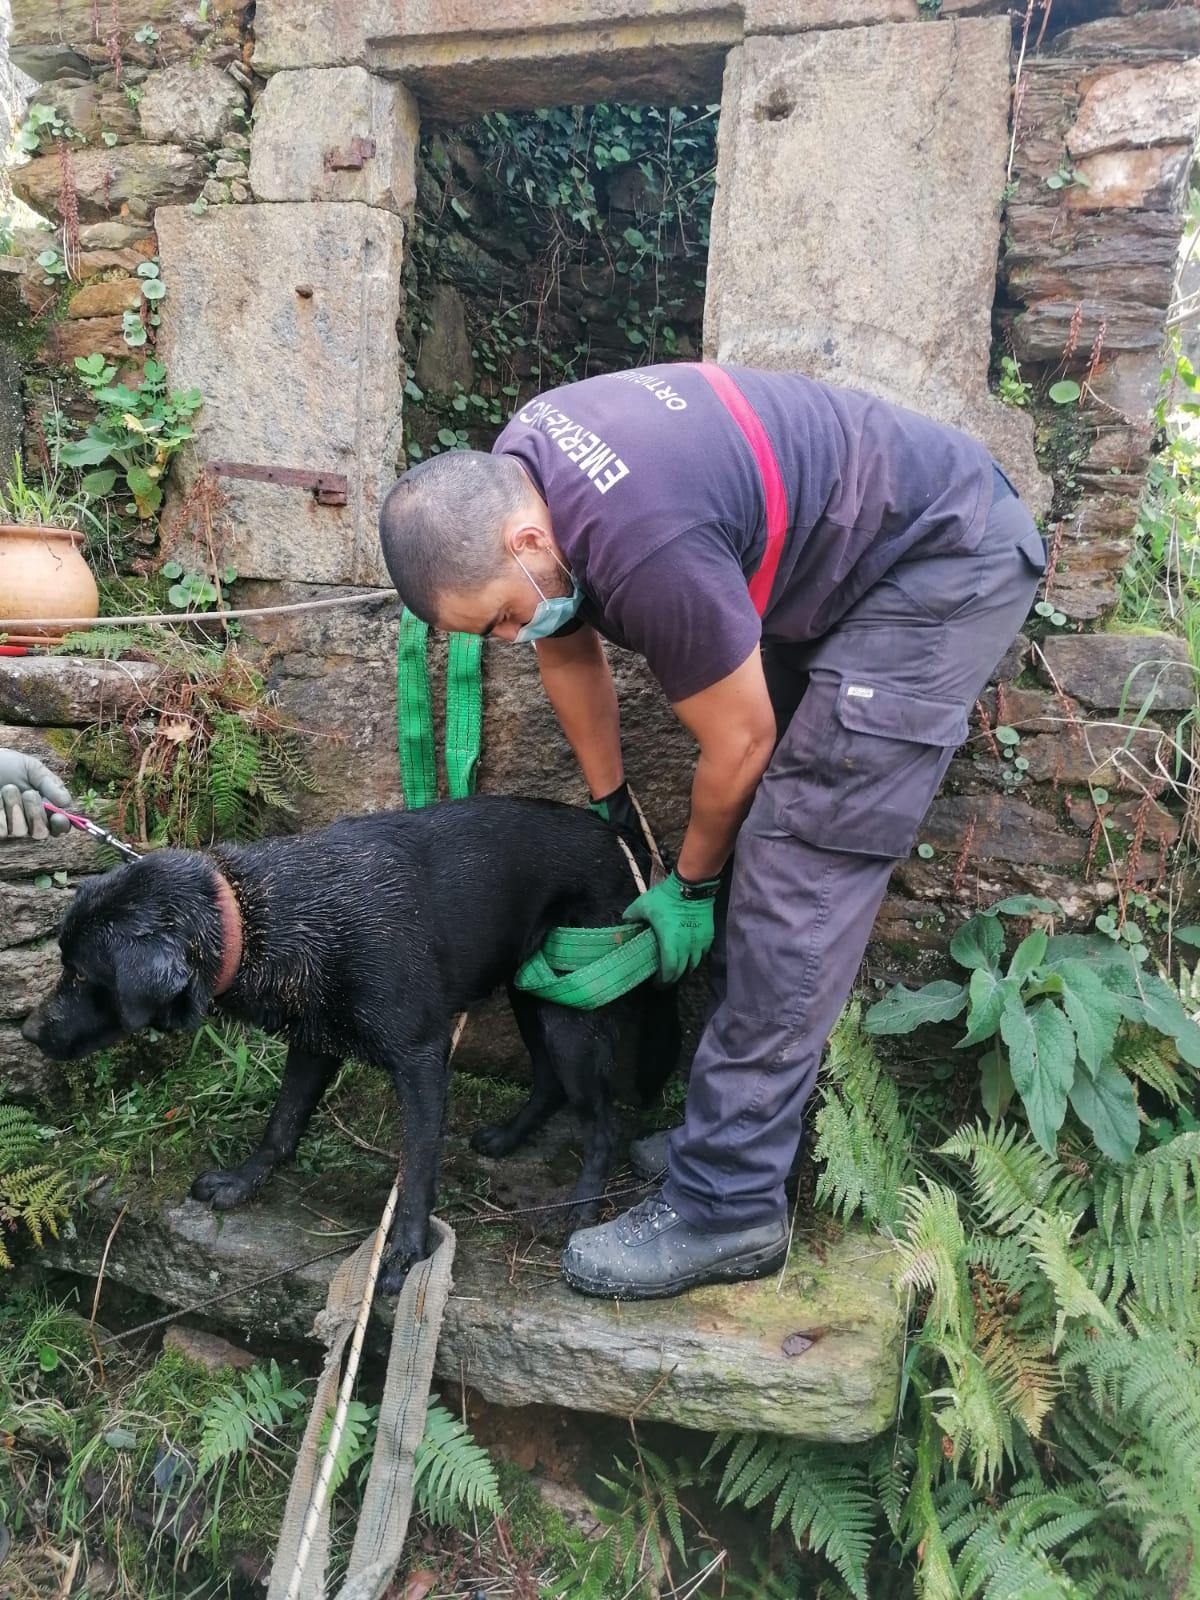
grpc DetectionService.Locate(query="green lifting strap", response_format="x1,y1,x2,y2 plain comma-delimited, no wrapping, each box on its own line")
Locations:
395,610,662,1008
397,610,438,810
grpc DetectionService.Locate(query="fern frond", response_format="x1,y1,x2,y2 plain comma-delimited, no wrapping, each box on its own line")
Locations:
938,1123,1083,1234
713,1436,876,1599
196,1358,304,1476
869,1434,913,1537
1026,1211,1115,1349
1111,1027,1187,1104
1092,1132,1200,1245
0,1163,71,1252
317,1399,378,1496
0,1104,46,1172
813,1005,917,1230
413,1401,501,1526
896,1182,972,1344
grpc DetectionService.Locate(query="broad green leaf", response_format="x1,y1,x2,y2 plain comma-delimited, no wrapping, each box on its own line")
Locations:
126,464,154,495
980,1047,1015,1120
81,468,117,497
1001,993,1074,1153
1055,959,1121,1075
1008,929,1048,980
1049,379,1081,404
59,436,114,467
1175,926,1200,948
988,895,1062,917
863,981,967,1036
1069,1061,1139,1163
1139,974,1200,1069
950,913,1004,974
956,968,1013,1049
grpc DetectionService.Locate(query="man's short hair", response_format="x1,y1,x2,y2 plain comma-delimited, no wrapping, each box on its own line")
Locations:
378,450,533,621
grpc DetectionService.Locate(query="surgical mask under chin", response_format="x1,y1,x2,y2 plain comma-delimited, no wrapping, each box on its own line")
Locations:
512,551,583,643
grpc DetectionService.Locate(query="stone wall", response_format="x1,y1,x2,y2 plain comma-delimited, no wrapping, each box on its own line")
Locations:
1,0,1198,1100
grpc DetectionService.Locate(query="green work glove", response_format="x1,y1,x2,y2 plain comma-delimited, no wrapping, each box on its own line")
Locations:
0,749,72,840
622,869,721,985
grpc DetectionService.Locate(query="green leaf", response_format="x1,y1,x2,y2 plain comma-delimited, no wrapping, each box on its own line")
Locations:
1055,959,1121,1075
126,465,154,496
957,968,1014,1049
101,130,118,146
33,875,51,890
74,353,107,376
1069,1060,1138,1162
160,559,184,580
167,583,191,608
449,196,472,221
1008,929,1048,980
916,843,935,859
980,1047,1015,1120
609,144,631,162
140,277,166,301
950,913,1004,974
988,895,1062,917
59,436,114,468
1048,379,1081,405
81,468,117,497
105,1426,137,1449
623,226,648,249
995,725,1020,747
52,870,68,887
136,261,160,278
1175,926,1200,948
1001,993,1075,1153
38,1345,60,1372
436,428,458,448
863,980,967,1035
1034,600,1055,617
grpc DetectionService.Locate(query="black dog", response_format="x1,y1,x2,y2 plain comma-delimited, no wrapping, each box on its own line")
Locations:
22,797,678,1290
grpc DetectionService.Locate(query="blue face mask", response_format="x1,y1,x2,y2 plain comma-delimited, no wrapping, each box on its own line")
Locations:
512,552,583,643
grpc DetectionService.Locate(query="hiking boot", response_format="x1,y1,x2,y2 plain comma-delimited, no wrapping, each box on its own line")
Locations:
627,1126,809,1186
628,1128,672,1181
561,1189,788,1301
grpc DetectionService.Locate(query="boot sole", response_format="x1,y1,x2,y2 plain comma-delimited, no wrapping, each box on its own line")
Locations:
561,1238,789,1301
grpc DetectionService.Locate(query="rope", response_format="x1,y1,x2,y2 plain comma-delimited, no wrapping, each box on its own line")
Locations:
0,590,397,631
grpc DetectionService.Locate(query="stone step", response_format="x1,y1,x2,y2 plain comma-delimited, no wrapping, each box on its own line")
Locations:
40,1152,903,1442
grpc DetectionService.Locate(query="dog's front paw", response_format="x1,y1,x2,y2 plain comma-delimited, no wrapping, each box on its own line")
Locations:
378,1225,431,1295
190,1165,265,1210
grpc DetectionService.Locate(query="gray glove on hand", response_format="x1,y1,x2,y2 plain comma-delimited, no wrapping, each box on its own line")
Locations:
0,749,73,840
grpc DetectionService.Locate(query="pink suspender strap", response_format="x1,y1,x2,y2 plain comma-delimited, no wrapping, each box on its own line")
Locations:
692,362,788,618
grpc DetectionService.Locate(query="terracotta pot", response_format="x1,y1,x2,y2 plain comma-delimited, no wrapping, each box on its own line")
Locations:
0,524,99,645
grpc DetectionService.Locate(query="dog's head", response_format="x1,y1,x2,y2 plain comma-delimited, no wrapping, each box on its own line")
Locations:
23,851,223,1060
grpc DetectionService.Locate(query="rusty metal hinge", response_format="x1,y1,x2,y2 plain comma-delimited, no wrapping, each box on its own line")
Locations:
206,460,349,507
324,136,376,171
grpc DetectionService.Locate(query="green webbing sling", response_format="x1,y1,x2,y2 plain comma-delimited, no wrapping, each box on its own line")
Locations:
397,612,482,805
395,609,661,1008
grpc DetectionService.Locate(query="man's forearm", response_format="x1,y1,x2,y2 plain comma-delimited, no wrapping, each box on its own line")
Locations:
534,627,624,798
676,742,771,881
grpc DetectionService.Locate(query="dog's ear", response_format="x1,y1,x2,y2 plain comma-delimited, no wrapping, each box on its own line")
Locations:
114,937,199,1032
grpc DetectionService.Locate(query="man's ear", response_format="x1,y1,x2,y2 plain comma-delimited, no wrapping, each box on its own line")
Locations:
114,938,195,1031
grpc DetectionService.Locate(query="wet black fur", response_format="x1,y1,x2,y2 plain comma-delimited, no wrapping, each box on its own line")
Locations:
23,797,678,1290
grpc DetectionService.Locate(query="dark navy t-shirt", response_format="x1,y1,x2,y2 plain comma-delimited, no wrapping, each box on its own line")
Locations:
492,363,993,703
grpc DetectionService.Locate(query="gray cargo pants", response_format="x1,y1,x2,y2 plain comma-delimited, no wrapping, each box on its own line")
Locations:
662,472,1046,1231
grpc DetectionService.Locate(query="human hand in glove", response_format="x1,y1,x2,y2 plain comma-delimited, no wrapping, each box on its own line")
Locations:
587,781,642,844
622,869,721,985
0,749,73,840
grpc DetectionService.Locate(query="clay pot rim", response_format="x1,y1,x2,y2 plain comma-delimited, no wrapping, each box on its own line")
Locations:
0,522,85,547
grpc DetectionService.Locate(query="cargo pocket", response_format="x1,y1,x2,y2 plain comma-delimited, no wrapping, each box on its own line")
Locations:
777,679,968,858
